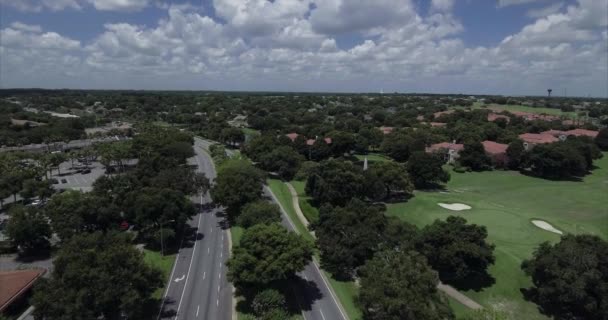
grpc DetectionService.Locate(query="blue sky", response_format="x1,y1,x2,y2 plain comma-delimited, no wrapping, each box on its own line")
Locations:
0,0,606,96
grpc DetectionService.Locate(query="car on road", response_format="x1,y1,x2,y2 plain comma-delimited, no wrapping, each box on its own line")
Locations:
81,169,91,174
61,179,67,184
50,178,59,184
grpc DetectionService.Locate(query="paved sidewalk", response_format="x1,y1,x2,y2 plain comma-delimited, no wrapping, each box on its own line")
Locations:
284,181,485,311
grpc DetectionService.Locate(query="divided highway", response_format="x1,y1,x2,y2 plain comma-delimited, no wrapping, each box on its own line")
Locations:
158,138,231,320
160,137,347,320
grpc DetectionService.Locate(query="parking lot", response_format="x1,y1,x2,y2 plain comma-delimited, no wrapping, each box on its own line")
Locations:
51,160,106,192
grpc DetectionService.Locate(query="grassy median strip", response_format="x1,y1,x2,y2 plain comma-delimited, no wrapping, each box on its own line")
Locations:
268,179,362,320
267,179,314,243
143,249,177,300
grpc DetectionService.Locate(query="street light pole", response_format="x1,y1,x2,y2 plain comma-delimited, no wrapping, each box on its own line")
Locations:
160,220,164,257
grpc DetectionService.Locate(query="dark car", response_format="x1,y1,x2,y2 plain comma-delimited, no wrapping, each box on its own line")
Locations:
61,179,67,183
81,169,91,174
50,178,59,184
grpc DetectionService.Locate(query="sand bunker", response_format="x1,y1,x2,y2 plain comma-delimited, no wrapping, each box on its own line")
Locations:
438,203,472,211
531,220,563,235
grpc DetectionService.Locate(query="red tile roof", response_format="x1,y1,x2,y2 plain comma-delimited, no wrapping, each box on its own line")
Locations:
565,129,598,138
541,129,567,137
286,133,299,142
482,140,508,155
426,142,464,153
519,133,559,144
379,126,394,134
0,269,46,311
487,113,510,122
433,110,454,119
430,122,447,127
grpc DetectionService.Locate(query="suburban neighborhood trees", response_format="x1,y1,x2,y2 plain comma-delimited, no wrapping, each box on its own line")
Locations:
227,223,313,286
305,159,365,206
211,159,264,219
236,200,282,228
506,139,525,169
596,127,608,150
44,190,121,241
32,232,163,319
459,141,492,171
4,205,51,255
417,216,496,289
365,161,414,200
521,234,608,320
358,249,454,320
380,132,414,162
406,151,450,189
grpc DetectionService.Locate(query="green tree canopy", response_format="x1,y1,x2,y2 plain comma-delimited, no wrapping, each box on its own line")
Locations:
406,151,450,189
305,159,365,206
417,216,496,289
211,159,264,219
32,232,163,319
227,223,313,287
596,127,608,151
459,141,492,171
380,132,414,162
236,200,282,228
4,205,51,255
44,190,122,241
521,234,608,320
315,199,390,280
358,249,454,320
365,161,414,200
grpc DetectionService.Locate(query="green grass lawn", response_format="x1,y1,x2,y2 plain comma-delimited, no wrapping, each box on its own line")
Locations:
267,179,315,243
268,179,362,320
143,249,177,299
467,103,577,118
231,226,244,247
386,154,608,319
354,153,393,163
290,180,320,224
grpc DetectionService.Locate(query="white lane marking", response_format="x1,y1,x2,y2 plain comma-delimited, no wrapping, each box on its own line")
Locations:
218,273,221,279
266,185,348,320
312,260,348,320
220,251,223,258
320,309,326,320
217,285,220,293
216,298,219,306
174,213,203,319
203,272,206,280
211,228,213,233
157,249,181,320
174,275,185,282
208,247,210,255
196,305,199,318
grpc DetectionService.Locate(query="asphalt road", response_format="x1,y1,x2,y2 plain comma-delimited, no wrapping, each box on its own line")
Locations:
265,187,348,320
158,138,231,320
203,138,347,320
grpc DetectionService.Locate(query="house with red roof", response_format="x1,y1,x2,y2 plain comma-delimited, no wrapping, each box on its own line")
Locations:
426,141,464,164
482,141,509,167
487,113,510,123
433,110,455,119
0,269,46,313
519,133,559,150
286,132,300,142
565,128,598,138
379,126,394,135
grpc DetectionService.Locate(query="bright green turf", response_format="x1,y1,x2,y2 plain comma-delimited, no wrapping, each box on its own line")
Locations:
143,249,177,299
386,154,608,319
231,226,244,247
268,179,361,320
354,153,393,163
467,102,577,117
290,181,320,224
267,179,314,243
